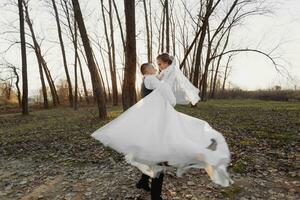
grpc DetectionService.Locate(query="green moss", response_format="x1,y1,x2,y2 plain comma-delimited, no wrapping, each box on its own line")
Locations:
240,138,256,146
232,162,247,174
221,185,243,198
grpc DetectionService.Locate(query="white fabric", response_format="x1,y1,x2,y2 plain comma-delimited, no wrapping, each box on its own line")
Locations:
144,75,160,89
91,72,232,187
157,59,200,105
144,75,176,106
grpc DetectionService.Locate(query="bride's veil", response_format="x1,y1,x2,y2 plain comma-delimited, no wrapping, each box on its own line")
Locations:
169,57,200,105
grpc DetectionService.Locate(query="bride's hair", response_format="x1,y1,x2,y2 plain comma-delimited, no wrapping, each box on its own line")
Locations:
157,53,172,65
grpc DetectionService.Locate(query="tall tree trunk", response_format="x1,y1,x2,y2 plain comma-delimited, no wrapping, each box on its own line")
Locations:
117,70,123,91
41,58,60,105
77,56,89,104
222,55,232,91
108,0,118,105
200,0,236,100
11,67,21,107
18,0,28,115
161,2,165,53
193,0,213,88
101,0,118,105
143,0,151,62
211,29,231,98
72,0,107,118
122,0,137,111
112,0,125,50
209,59,215,94
51,0,73,106
200,24,212,101
179,26,202,70
165,0,170,53
61,0,89,105
36,49,49,108
171,15,176,55
92,49,107,101
74,19,78,110
23,3,49,109
149,0,153,60
99,46,112,102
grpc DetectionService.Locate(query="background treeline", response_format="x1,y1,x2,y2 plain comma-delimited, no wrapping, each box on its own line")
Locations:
214,89,300,101
0,0,298,117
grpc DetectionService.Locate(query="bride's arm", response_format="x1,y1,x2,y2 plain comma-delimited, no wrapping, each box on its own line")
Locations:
144,75,161,90
144,75,176,106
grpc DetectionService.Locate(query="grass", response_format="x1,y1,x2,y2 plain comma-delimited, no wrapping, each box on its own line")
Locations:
1,100,299,163
0,99,299,199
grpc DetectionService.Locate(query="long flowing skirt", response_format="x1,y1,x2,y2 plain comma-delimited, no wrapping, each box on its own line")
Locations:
92,89,232,186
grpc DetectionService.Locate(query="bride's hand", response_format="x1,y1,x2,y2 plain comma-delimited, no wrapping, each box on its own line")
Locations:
156,73,164,80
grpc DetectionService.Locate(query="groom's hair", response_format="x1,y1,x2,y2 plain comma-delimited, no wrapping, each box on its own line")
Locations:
157,53,173,65
140,63,153,75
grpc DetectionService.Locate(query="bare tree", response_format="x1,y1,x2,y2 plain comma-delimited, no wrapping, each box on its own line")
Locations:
200,0,238,100
165,0,170,53
72,0,107,118
23,1,49,108
122,0,137,111
193,0,221,88
61,0,89,105
98,42,112,101
210,28,231,98
222,54,233,91
179,15,203,70
148,0,153,61
18,0,28,115
0,61,21,106
143,0,151,62
0,78,13,102
41,56,60,105
51,0,73,106
160,0,165,52
112,0,125,50
73,18,78,110
100,0,118,106
78,55,89,104
108,0,118,105
11,64,21,106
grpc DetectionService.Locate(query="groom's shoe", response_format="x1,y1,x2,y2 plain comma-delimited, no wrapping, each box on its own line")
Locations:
136,174,150,192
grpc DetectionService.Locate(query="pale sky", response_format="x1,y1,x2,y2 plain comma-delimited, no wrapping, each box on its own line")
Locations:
0,0,299,97
228,0,300,90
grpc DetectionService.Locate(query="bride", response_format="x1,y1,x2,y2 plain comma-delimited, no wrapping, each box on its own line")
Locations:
92,53,232,187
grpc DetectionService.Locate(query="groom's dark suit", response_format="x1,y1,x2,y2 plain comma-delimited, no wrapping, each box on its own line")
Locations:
136,78,164,200
141,78,154,98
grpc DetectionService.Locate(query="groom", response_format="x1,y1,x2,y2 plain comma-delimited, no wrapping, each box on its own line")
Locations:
136,63,164,200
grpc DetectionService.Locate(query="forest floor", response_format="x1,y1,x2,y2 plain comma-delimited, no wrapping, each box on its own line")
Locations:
0,100,299,200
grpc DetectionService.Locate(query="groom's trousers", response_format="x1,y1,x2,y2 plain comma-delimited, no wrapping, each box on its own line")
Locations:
151,172,164,200
137,172,164,200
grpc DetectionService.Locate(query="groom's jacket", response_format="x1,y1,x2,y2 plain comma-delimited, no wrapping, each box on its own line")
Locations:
141,78,153,98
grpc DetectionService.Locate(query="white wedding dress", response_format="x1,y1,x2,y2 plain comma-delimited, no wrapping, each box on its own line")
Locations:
92,60,232,187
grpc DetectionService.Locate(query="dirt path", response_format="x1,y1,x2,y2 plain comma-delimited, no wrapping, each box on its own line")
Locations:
21,175,64,200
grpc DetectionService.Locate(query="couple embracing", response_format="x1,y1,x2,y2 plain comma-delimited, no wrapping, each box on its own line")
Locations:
92,53,232,199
